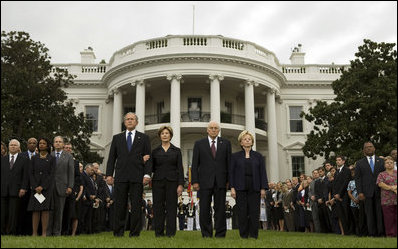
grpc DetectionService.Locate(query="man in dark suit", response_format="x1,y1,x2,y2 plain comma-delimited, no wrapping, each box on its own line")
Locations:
315,166,331,233
106,112,152,237
1,139,29,235
355,141,385,237
47,136,74,236
332,155,352,235
192,121,231,238
18,137,37,235
80,163,97,234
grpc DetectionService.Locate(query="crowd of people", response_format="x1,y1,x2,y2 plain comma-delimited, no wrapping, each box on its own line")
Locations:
1,113,396,239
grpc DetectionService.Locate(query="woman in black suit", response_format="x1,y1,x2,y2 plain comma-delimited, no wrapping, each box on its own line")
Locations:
27,137,55,237
230,130,268,239
151,126,184,237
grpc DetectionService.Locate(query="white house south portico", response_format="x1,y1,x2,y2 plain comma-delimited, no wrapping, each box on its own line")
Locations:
54,35,348,182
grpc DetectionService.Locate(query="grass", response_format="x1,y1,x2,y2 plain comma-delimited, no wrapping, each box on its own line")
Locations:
1,230,397,248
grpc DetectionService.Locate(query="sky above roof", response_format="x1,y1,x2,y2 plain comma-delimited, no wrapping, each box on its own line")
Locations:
1,1,397,65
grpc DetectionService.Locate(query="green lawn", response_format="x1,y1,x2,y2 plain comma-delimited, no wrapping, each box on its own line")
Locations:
1,230,397,248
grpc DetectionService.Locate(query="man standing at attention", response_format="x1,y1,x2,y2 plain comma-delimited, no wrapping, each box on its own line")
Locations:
106,112,152,237
192,121,231,238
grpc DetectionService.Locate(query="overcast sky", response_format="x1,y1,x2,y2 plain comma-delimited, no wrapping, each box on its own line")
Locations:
1,1,397,65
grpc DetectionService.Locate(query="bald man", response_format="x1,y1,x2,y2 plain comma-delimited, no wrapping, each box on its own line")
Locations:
192,121,231,238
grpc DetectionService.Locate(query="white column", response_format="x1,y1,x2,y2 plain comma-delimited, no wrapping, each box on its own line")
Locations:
112,88,122,135
209,74,223,124
245,80,256,150
167,74,182,147
134,80,145,133
267,88,279,182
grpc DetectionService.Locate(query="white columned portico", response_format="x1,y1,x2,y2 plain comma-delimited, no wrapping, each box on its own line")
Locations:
112,88,122,135
267,88,279,182
209,74,223,124
245,80,256,150
167,74,182,147
133,80,145,133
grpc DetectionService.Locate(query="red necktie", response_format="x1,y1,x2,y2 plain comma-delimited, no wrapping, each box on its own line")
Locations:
10,155,15,169
211,140,216,158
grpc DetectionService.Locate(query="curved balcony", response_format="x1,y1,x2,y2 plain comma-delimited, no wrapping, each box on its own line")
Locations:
144,112,267,132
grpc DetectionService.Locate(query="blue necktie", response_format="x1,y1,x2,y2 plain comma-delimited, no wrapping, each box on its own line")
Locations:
56,152,60,163
369,156,374,173
127,132,132,152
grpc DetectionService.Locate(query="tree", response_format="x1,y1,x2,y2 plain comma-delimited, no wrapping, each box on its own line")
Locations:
301,39,397,165
1,31,103,164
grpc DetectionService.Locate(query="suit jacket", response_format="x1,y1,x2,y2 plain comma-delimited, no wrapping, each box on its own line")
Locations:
1,154,29,197
332,165,351,198
229,150,268,191
315,176,329,202
29,154,55,192
151,143,184,185
355,156,385,198
51,150,74,197
106,130,152,183
81,171,96,206
191,137,231,189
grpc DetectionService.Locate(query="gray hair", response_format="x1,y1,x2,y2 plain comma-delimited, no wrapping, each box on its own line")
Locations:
124,112,138,122
85,163,93,170
9,139,20,148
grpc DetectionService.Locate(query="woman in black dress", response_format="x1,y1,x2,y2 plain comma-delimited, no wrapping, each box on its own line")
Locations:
151,126,184,237
27,138,55,236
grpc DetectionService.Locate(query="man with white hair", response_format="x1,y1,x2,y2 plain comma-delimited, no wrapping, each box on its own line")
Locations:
1,139,30,235
192,121,231,238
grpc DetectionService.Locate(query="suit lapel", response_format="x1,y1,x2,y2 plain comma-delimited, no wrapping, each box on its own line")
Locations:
216,137,223,159
120,131,129,154
131,131,141,153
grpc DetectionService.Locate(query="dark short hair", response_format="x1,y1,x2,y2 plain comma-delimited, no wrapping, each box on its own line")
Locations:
336,155,346,161
157,125,173,139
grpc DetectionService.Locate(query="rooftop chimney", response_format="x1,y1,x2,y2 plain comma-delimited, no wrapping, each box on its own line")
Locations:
80,47,96,64
289,44,305,65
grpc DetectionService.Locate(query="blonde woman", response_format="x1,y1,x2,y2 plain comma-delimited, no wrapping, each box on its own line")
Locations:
230,130,268,239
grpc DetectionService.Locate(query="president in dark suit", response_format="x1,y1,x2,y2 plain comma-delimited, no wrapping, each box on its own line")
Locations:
355,141,385,237
192,121,231,238
106,112,152,237
230,130,268,239
1,139,29,235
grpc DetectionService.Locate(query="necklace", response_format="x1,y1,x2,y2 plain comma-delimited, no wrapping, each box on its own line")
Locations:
40,153,48,159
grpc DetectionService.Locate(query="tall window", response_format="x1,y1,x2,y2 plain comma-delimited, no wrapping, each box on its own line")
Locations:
188,98,201,121
255,107,264,120
85,106,99,132
292,156,305,177
289,106,303,132
157,101,164,123
225,102,233,115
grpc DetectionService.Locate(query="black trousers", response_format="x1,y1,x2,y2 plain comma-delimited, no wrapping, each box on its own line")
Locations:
114,182,143,236
1,196,21,235
199,187,226,237
364,196,384,236
236,189,260,238
152,179,178,237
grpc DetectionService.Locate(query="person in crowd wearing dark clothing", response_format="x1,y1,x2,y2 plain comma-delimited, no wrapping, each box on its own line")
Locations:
27,137,55,237
230,130,268,239
18,137,37,236
106,112,152,237
63,142,83,236
315,167,331,233
151,125,184,237
192,121,231,238
1,139,29,235
177,200,186,231
1,141,7,157
347,167,360,236
80,163,97,234
105,176,115,232
332,155,351,235
355,141,385,237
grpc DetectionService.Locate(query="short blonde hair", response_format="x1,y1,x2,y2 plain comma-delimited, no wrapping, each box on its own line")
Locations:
238,130,254,146
158,125,173,139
